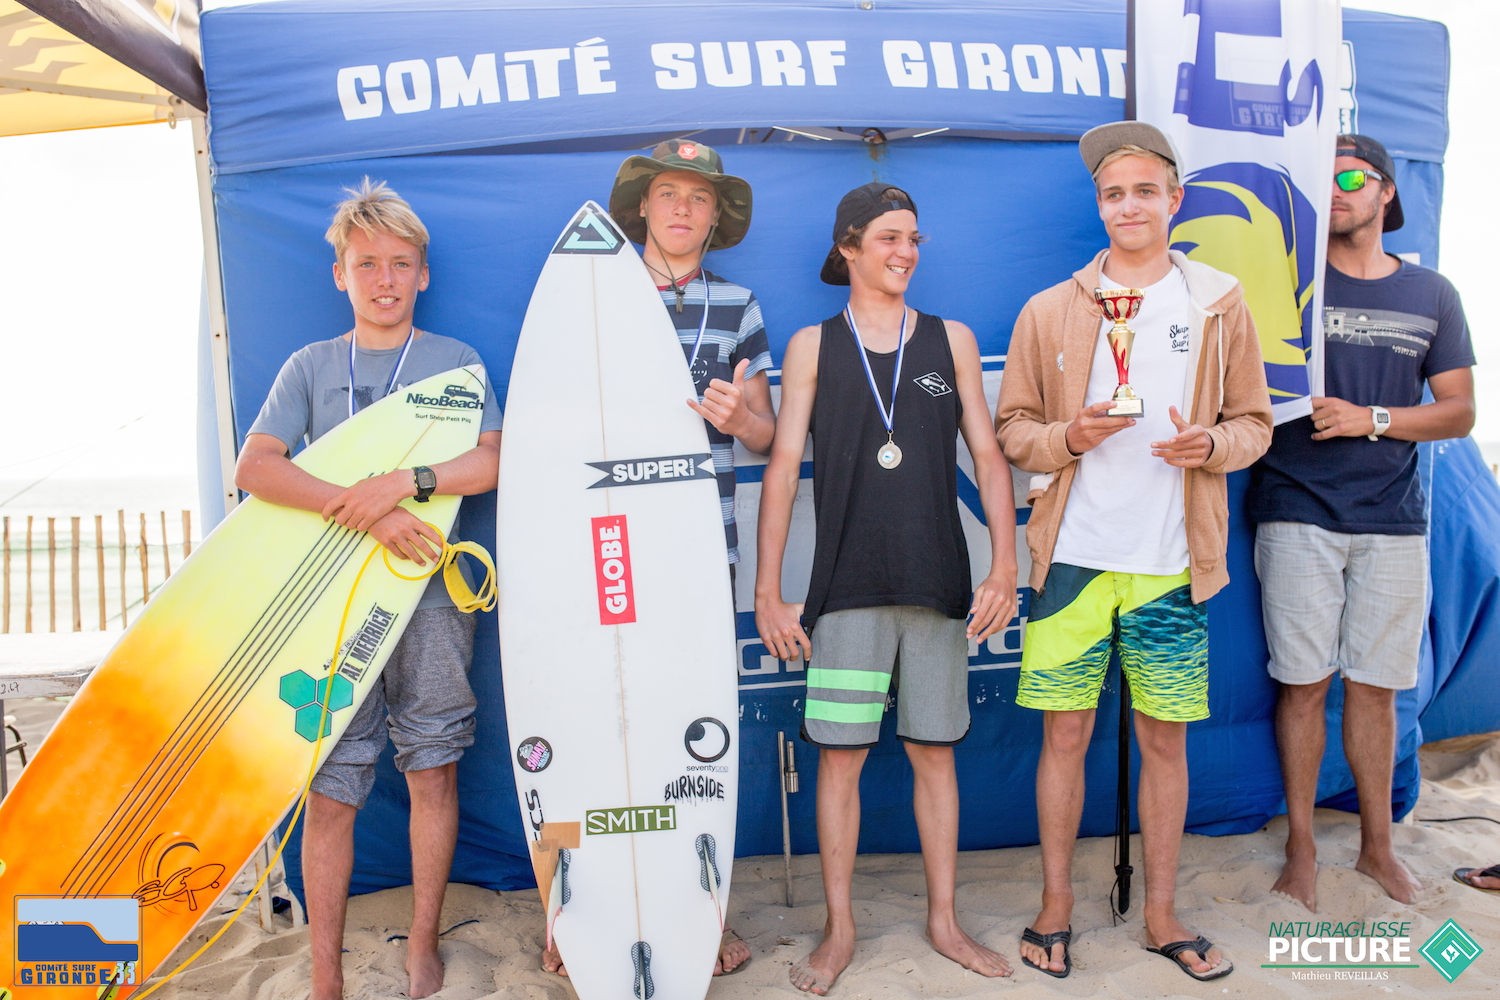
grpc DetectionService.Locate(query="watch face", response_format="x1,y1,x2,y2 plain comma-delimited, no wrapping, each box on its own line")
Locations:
416,467,436,491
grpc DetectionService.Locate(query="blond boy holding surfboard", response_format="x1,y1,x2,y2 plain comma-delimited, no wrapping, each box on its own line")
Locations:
235,179,502,1000
756,182,1020,994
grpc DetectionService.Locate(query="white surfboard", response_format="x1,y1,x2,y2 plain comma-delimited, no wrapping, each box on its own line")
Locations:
498,202,738,1000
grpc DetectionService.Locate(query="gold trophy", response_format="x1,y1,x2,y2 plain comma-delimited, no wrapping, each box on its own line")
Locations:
1094,288,1145,417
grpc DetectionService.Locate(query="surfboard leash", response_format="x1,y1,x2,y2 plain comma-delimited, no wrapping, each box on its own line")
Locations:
126,527,495,998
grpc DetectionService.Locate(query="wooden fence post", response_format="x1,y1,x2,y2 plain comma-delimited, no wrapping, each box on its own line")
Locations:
2,515,9,634
95,514,106,631
2,515,8,632
160,511,172,579
182,510,193,560
48,517,57,633
25,516,33,633
70,517,81,632
117,510,128,628
139,513,150,605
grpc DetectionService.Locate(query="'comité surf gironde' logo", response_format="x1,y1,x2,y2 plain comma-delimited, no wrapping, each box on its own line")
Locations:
1170,161,1318,404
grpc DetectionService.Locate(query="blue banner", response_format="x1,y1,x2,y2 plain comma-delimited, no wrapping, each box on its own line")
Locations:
202,0,1129,173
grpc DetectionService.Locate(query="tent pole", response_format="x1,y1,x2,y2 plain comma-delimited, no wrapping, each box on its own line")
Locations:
188,109,240,516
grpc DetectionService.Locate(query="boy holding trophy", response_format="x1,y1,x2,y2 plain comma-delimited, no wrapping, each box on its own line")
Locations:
995,121,1272,982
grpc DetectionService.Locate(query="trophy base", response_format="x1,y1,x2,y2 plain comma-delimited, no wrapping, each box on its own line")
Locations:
1109,397,1144,417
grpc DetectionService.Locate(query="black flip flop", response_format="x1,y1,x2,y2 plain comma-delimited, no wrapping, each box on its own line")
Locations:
1147,936,1233,981
1020,926,1072,979
1454,866,1500,894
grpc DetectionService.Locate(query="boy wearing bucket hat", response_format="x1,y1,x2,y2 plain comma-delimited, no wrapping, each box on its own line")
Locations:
997,121,1272,982
757,181,1020,993
1248,134,1475,911
611,138,776,557
541,139,771,980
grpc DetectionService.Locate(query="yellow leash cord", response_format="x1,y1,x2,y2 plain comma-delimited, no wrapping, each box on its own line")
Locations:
125,526,493,999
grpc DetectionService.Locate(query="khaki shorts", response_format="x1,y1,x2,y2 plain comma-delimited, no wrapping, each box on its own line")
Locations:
1254,521,1427,691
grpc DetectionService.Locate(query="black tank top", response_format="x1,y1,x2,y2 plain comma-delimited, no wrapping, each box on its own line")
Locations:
802,310,971,631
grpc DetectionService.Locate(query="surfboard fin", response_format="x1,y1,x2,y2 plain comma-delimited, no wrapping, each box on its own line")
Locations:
544,848,570,952
696,833,723,931
631,940,655,999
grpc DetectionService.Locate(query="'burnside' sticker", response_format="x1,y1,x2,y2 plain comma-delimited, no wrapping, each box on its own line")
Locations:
585,453,714,489
592,515,636,625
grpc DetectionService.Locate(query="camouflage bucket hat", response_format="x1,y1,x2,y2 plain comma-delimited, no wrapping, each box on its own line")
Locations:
609,139,753,251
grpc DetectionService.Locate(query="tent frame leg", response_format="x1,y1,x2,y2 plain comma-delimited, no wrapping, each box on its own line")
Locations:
187,110,239,517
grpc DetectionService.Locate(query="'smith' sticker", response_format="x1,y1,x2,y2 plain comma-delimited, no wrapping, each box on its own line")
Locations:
592,515,636,625
14,897,139,988
585,454,714,489
585,805,677,835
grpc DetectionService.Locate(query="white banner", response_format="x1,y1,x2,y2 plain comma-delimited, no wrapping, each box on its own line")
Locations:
1135,0,1342,425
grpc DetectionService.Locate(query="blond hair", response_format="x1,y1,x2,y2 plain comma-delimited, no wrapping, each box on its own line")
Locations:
325,177,430,264
1093,144,1180,193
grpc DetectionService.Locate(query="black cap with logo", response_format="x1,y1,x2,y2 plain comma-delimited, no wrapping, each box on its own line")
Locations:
820,181,919,285
1337,134,1404,232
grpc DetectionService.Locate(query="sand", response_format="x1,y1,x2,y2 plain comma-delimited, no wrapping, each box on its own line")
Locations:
9,702,1500,999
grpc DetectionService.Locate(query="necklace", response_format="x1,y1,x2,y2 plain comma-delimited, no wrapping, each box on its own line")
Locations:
348,326,414,418
843,306,908,470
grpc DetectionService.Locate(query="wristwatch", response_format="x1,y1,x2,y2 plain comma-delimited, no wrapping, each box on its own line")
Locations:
1367,406,1391,441
412,466,437,503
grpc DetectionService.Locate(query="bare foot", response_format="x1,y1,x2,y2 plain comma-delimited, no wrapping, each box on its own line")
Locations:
541,944,568,977
309,978,343,1000
1146,915,1227,978
928,913,1011,977
790,921,856,995
715,929,751,975
1356,850,1421,904
1019,897,1071,975
1271,842,1319,912
406,942,444,999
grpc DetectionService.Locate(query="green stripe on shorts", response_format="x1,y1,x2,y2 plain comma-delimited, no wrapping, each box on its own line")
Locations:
804,699,887,724
805,667,892,693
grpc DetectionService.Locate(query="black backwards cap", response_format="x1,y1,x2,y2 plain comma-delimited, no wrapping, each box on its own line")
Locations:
1337,133,1404,233
820,181,918,285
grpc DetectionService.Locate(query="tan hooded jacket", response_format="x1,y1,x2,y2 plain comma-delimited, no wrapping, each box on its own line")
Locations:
996,249,1274,603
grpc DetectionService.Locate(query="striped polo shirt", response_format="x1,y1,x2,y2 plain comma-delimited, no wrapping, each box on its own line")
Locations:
657,268,772,563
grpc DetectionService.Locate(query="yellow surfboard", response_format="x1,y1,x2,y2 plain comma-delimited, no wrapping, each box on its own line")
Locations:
0,365,487,997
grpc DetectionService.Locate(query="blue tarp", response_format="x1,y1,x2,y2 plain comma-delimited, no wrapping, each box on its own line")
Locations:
195,1,1498,896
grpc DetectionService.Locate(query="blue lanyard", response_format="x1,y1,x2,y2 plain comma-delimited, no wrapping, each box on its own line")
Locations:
348,326,414,418
843,306,908,435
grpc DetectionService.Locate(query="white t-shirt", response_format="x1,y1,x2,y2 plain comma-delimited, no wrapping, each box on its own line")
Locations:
1052,265,1195,576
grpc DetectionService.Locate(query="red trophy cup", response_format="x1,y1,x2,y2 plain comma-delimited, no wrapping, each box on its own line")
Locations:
1094,287,1145,417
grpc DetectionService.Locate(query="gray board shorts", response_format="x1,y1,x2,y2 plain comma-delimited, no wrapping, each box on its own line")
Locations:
312,606,478,808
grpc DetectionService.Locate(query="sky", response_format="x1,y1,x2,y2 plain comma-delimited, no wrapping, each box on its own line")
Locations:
0,0,1493,501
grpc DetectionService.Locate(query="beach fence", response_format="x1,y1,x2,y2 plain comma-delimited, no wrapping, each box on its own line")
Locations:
0,512,196,633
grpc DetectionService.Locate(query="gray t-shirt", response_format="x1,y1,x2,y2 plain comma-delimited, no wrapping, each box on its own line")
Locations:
248,330,503,609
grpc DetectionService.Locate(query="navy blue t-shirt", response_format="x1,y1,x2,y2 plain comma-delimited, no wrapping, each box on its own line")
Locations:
1248,259,1474,534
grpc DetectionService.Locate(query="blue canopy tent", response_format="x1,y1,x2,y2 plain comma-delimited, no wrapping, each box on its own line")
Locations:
194,0,1498,895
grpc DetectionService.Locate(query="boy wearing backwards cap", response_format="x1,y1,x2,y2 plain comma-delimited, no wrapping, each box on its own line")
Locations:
996,122,1271,981
758,182,1020,993
1248,134,1475,910
236,179,503,1000
541,139,773,978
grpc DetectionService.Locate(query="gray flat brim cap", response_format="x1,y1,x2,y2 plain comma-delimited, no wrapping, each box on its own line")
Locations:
1079,121,1182,175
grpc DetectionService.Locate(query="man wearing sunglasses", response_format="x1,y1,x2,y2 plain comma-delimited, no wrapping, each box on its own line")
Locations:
1248,134,1476,911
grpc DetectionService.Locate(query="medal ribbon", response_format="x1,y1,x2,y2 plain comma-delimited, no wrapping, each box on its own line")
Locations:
685,271,712,382
843,306,907,440
348,325,415,418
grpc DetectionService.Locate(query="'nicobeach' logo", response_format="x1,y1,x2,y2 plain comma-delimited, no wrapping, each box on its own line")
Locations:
1170,161,1318,405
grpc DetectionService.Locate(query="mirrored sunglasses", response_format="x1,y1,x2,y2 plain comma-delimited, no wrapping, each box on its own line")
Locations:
1335,168,1384,192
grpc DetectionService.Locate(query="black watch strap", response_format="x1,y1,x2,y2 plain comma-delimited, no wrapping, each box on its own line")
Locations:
413,466,436,503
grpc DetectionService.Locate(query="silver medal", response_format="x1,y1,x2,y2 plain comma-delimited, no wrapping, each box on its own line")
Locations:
877,440,903,469
844,306,910,472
